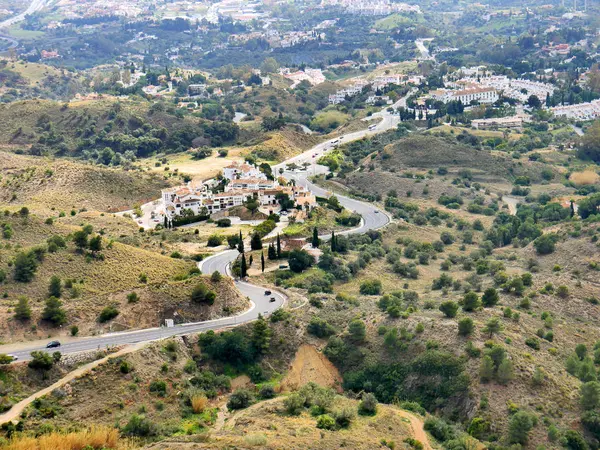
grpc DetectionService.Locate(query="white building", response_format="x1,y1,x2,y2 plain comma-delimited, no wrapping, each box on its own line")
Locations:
228,178,276,191
223,162,263,181
552,99,600,120
472,116,524,129
450,87,499,105
428,87,498,105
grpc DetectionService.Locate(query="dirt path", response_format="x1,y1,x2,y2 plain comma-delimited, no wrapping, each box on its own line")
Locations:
281,344,342,392
0,344,143,424
395,409,433,450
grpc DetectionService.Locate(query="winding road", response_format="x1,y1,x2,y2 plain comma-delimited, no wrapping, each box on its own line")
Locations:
0,101,402,362
0,0,52,29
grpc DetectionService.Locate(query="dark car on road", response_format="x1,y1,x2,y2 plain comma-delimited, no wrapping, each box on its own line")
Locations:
270,297,276,303
46,341,61,348
264,290,272,295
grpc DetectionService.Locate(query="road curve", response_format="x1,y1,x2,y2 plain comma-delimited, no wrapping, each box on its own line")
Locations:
0,0,52,30
0,102,403,362
0,280,285,362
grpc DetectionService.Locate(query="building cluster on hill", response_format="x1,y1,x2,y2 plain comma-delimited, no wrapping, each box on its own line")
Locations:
551,99,600,120
161,162,316,219
423,69,557,108
280,68,326,88
319,0,421,15
328,74,413,105
429,86,499,105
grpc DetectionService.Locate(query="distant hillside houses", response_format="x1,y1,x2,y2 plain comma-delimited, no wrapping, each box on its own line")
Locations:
280,68,326,88
161,162,316,218
551,99,600,120
320,0,421,15
445,72,555,104
476,76,555,103
328,74,409,104
429,86,499,105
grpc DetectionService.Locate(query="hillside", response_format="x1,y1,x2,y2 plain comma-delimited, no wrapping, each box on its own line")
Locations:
0,211,247,342
0,59,87,102
149,396,433,450
0,151,172,213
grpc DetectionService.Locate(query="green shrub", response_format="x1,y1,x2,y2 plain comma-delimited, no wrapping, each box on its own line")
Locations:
439,301,459,318
149,380,167,397
227,389,254,410
333,407,355,428
316,414,336,430
122,414,156,437
98,305,119,323
359,279,382,295
458,317,474,336
207,235,223,247
191,283,216,305
307,317,336,338
358,393,378,416
284,392,305,415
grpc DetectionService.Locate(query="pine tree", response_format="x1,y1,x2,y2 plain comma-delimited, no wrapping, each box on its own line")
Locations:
480,355,495,383
42,297,67,326
164,216,168,228
14,296,31,321
261,252,265,273
330,231,336,252
276,234,281,258
13,251,37,282
48,275,62,298
241,254,247,278
249,254,253,266
237,231,245,253
312,227,320,248
483,317,502,338
251,314,271,354
89,235,103,254
497,359,514,385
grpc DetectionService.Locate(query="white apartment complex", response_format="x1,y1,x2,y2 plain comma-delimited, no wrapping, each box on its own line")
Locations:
551,99,600,120
477,76,555,103
429,87,499,105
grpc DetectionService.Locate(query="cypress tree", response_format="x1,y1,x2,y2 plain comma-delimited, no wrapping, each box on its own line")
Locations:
276,233,281,258
249,254,253,266
251,233,263,250
241,254,247,278
312,227,319,248
261,252,265,273
237,231,245,253
268,243,277,260
331,231,336,252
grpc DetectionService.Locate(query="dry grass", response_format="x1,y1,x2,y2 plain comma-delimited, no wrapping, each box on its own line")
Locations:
569,169,600,185
0,151,171,214
140,150,245,182
191,394,208,414
1,426,130,450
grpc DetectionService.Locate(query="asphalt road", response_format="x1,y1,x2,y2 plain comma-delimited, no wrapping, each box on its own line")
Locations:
0,280,285,362
0,0,51,29
0,99,405,362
